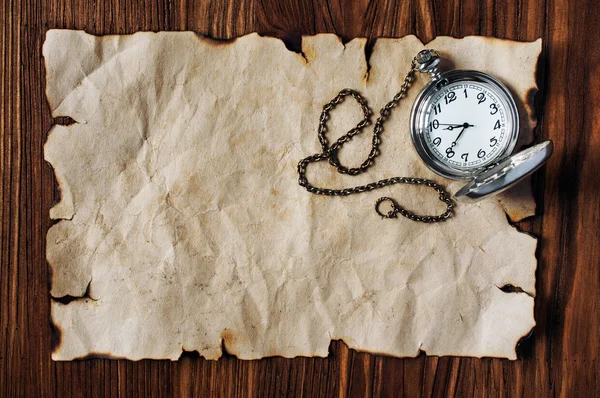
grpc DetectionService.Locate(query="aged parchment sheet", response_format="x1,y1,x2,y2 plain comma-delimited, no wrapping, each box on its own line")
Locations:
44,31,541,360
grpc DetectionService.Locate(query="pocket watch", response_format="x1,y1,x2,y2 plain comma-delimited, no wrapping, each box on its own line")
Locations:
297,49,552,222
410,49,553,203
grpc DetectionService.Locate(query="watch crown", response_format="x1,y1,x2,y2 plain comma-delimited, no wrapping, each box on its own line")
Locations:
416,49,436,64
415,49,441,81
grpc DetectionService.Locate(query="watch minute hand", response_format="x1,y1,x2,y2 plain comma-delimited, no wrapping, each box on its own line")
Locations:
440,123,474,131
442,124,463,131
445,122,474,132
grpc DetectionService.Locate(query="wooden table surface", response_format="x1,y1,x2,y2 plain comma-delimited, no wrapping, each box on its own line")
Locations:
2,0,599,396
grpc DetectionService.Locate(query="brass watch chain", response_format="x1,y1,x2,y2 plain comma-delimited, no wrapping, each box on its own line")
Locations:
296,52,454,222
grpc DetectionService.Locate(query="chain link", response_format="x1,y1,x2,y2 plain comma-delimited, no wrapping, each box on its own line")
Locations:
297,54,454,222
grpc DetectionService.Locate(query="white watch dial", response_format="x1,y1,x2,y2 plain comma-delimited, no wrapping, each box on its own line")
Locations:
424,81,510,169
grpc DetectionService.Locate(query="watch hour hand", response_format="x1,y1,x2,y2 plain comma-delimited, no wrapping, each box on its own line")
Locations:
449,123,475,142
451,126,467,146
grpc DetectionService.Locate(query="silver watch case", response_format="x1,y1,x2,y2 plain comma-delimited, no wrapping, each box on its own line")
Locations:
409,64,552,203
410,69,520,181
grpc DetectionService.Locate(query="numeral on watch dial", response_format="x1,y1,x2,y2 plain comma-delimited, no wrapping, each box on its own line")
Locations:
445,92,456,104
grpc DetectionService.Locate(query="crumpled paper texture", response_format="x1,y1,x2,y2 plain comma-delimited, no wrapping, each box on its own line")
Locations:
44,31,541,360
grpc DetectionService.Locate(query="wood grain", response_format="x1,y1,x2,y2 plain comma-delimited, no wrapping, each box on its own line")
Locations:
1,0,599,396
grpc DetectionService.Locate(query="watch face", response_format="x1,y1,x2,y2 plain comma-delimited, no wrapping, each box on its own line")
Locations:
411,70,519,180
425,81,511,168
